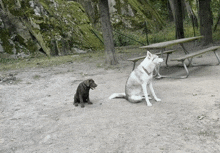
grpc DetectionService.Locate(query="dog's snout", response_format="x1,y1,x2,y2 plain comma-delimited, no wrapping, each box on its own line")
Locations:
92,82,97,88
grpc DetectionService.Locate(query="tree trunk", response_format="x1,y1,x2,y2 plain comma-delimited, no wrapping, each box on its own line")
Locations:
199,0,213,45
167,1,174,22
184,0,198,36
99,0,118,65
169,0,184,39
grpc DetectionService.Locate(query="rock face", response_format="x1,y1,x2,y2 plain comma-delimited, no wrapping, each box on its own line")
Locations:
0,0,103,57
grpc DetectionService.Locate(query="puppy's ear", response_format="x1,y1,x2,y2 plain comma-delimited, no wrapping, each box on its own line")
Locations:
147,51,152,59
84,79,90,87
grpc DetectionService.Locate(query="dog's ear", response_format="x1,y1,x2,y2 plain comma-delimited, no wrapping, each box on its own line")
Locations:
84,79,90,87
147,51,152,59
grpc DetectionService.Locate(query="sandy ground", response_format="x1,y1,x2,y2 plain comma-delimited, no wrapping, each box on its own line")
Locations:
1,43,220,153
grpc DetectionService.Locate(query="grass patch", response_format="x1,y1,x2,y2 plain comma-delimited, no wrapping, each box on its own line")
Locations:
32,74,41,80
13,78,22,84
0,51,105,71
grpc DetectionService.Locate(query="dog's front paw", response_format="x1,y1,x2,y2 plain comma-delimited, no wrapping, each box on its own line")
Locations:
155,98,161,102
147,104,152,107
88,101,93,104
81,104,85,108
74,103,78,107
147,102,152,107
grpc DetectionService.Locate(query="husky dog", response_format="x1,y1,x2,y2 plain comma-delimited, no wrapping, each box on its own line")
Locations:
109,51,163,106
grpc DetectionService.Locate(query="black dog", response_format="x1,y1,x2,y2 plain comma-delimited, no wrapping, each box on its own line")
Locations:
73,79,97,108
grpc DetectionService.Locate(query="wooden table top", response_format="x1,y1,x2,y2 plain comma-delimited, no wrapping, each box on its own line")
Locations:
140,36,204,49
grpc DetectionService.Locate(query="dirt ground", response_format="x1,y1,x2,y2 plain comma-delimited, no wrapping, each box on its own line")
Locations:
1,43,220,153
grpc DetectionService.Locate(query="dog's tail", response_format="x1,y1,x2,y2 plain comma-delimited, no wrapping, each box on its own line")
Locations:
109,93,126,99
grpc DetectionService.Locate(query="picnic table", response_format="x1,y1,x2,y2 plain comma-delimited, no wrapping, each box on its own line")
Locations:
128,36,220,78
139,36,203,51
133,36,220,78
137,36,205,78
129,36,204,69
140,36,204,61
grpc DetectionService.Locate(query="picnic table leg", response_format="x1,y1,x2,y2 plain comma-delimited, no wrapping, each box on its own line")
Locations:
164,60,189,79
132,61,137,70
160,48,165,57
159,48,172,67
180,43,193,66
213,50,220,65
181,60,190,79
155,48,165,78
165,53,170,67
180,43,189,54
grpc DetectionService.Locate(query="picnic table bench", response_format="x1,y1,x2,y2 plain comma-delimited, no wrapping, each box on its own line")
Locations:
170,46,220,78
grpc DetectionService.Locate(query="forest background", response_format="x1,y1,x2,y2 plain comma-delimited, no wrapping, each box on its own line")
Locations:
0,0,220,67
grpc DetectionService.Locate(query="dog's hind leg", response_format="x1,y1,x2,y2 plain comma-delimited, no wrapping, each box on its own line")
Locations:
79,95,85,108
141,84,152,106
148,82,161,102
128,95,143,103
73,95,79,107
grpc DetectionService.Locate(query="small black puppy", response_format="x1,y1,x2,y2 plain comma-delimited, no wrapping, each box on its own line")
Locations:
74,79,97,108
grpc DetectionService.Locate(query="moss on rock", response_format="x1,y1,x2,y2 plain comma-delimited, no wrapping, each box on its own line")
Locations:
0,0,103,57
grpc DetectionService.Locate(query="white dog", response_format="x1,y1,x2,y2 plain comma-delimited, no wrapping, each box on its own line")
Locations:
109,51,163,106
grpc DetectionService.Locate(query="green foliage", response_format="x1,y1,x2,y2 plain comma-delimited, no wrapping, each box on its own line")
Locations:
110,0,165,33
38,0,103,51
111,0,220,47
148,0,169,20
113,30,144,46
127,0,164,29
2,0,34,17
0,29,14,54
114,30,131,47
211,0,220,17
213,25,220,40
113,19,220,47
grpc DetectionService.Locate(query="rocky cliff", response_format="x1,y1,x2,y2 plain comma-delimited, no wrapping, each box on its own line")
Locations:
0,0,103,58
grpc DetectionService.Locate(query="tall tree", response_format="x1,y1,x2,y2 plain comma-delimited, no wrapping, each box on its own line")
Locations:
198,0,213,45
99,0,118,65
184,0,198,36
169,0,184,39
